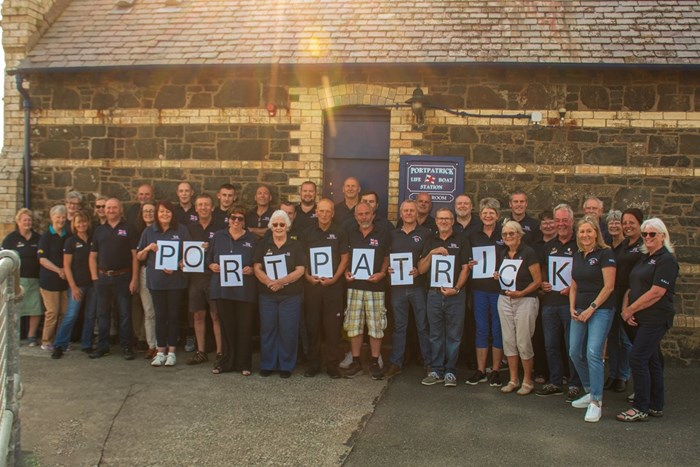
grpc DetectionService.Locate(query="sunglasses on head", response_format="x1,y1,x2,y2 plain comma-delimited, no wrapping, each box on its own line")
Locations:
641,231,658,238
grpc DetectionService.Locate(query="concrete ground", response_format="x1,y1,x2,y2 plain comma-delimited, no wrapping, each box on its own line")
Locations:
16,346,700,466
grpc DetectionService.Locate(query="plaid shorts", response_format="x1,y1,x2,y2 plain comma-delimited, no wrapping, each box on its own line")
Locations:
343,289,387,338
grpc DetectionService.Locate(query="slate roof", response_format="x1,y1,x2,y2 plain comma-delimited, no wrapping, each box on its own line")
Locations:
16,0,700,71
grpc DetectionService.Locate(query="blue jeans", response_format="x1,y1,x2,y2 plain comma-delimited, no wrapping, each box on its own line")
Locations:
259,294,302,372
426,289,465,376
607,312,632,380
569,308,613,401
630,324,667,412
54,286,95,351
96,274,133,352
389,286,431,367
472,290,502,349
542,304,581,388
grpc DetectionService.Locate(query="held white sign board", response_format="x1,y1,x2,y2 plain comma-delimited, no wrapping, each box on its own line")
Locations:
219,254,243,287
549,256,573,292
264,254,288,280
430,255,455,288
389,253,413,286
155,240,179,271
182,241,205,273
498,259,523,292
351,248,375,280
309,246,334,278
471,246,496,279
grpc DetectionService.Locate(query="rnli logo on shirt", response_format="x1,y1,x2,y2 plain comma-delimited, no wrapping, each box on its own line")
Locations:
117,229,127,236
588,258,598,266
631,247,639,253
172,235,180,240
448,243,458,249
190,214,198,222
75,243,84,249
497,240,504,246
209,232,215,239
243,242,252,248
266,249,273,255
565,248,573,255
16,242,24,248
327,234,337,240
649,259,656,265
369,238,379,246
523,225,532,232
412,235,422,243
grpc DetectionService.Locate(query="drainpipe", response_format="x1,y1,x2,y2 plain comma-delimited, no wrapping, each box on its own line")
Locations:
15,74,31,209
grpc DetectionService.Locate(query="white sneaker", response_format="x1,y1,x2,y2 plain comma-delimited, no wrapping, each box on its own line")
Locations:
164,353,176,366
572,393,592,408
584,402,602,422
151,352,167,367
339,351,353,369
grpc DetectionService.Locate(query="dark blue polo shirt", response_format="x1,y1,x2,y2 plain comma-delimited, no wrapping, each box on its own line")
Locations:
628,246,678,327
398,214,437,236
420,230,471,289
2,230,41,278
253,237,306,296
174,205,198,225
389,224,431,289
343,215,394,236
301,222,349,280
346,225,390,292
506,213,542,246
572,247,616,310
207,229,258,303
468,228,504,293
497,243,540,297
63,235,92,287
540,236,577,306
38,226,68,291
211,208,229,230
137,224,190,290
91,220,138,271
454,216,483,238
334,201,356,224
613,236,644,297
246,206,275,231
187,219,222,278
295,204,318,232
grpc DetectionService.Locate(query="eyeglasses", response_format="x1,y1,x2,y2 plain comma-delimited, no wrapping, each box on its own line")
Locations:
502,232,518,237
436,217,452,222
271,223,286,228
229,215,245,222
641,231,659,238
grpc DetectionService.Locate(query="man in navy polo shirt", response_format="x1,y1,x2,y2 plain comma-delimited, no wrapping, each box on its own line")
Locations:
174,181,198,225
343,202,389,380
212,183,236,228
89,198,139,360
302,198,349,378
418,208,470,387
295,181,318,232
246,185,275,238
384,200,432,378
506,190,542,246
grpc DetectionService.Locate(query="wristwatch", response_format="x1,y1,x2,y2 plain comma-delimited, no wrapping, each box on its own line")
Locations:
590,302,598,310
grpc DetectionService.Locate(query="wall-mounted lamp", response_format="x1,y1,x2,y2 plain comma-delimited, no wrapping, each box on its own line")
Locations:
559,107,567,126
405,87,428,130
266,103,277,117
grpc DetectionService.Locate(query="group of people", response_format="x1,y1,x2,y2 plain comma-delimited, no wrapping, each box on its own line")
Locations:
2,177,678,424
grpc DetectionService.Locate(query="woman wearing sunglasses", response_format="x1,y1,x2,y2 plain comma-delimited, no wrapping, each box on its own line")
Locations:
617,218,679,422
253,210,305,378
208,206,258,375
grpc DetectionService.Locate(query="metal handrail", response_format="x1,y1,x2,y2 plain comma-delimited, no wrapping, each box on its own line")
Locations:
0,250,22,467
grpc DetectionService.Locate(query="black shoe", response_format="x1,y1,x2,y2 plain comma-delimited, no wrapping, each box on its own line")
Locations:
122,348,135,360
603,377,615,390
89,349,109,359
51,347,64,359
466,370,487,385
260,369,273,377
280,371,291,379
343,361,363,378
489,370,502,387
370,363,384,380
535,384,564,397
304,367,320,378
327,366,342,379
613,379,627,393
566,387,582,403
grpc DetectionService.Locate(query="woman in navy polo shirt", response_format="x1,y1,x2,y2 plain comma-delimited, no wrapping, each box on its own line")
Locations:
617,218,679,422
253,210,305,378
52,211,94,358
496,221,542,396
208,206,258,376
2,208,42,346
137,201,191,367
38,204,69,352
568,215,616,423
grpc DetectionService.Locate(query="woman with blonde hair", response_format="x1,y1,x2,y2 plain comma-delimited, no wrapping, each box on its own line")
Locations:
568,215,616,422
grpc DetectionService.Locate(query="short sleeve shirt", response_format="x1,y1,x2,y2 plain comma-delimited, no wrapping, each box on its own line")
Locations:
137,224,191,290
63,235,92,287
187,219,222,278
253,237,306,296
628,247,679,327
38,227,68,291
174,205,198,225
207,229,258,303
346,225,390,292
420,231,471,289
506,214,542,246
2,230,40,278
302,222,349,282
497,243,540,297
246,207,275,231
614,237,644,295
468,229,504,293
572,247,616,310
91,220,138,271
389,225,431,288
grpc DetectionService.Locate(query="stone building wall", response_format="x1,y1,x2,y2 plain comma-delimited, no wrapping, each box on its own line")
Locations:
5,64,700,362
